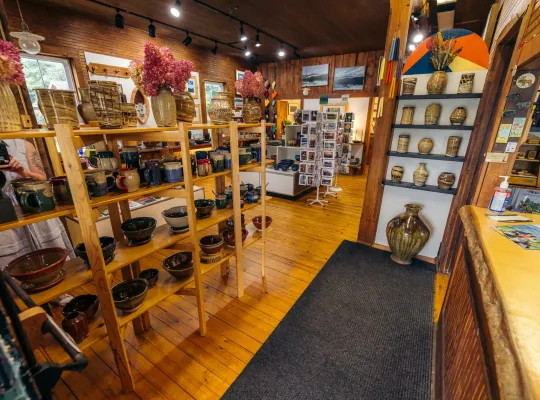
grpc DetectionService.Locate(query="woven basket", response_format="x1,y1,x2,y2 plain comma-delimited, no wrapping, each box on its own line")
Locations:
121,103,137,127
151,87,176,127
35,89,80,130
400,107,415,125
0,80,21,132
89,80,122,129
402,78,417,95
458,73,475,94
208,92,233,125
242,97,261,123
425,103,441,125
174,92,195,123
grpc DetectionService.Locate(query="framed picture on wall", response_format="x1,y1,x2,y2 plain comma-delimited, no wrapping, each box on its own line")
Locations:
193,104,202,123
302,64,329,87
234,97,243,109
333,66,365,91
186,74,199,99
236,70,245,94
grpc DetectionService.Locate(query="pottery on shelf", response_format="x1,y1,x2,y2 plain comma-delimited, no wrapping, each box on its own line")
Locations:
427,71,447,94
402,77,417,95
222,228,248,247
417,138,434,155
450,107,467,126
390,166,404,183
199,235,224,255
445,136,462,157
194,199,215,218
458,73,475,94
138,269,159,288
5,248,68,289
242,97,261,123
162,252,194,280
77,88,98,124
120,217,157,244
151,86,176,127
208,91,233,125
438,172,456,190
386,204,431,265
75,236,116,266
425,103,441,125
400,107,415,125
413,163,429,187
62,294,99,321
112,279,148,312
252,216,272,231
62,311,89,344
397,135,410,153
175,92,196,123
162,206,189,229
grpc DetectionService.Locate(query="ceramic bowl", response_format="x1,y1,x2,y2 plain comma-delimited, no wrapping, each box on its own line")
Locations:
199,235,224,255
226,214,245,230
291,164,299,172
222,228,248,247
120,217,157,241
138,268,159,288
62,294,99,321
194,199,215,215
295,155,301,162
252,216,273,231
75,236,116,265
162,252,194,280
162,206,189,228
6,248,68,287
112,279,148,312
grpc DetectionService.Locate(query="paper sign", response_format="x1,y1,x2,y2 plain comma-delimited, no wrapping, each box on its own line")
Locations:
340,94,350,104
509,117,526,137
495,123,512,143
486,152,508,163
505,142,517,153
320,94,328,105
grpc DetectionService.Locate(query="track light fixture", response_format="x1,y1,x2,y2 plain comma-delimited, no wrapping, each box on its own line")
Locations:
244,44,250,57
294,49,300,59
148,20,156,37
255,31,261,47
413,33,424,43
239,23,247,41
278,42,285,57
170,0,181,17
211,41,218,54
183,31,192,46
115,9,124,29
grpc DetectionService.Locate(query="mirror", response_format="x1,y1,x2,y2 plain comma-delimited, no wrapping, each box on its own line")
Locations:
130,88,149,124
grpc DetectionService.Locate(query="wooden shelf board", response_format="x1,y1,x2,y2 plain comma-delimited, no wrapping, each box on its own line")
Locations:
392,124,474,130
192,160,272,184
89,182,186,209
387,151,465,162
515,158,540,163
397,93,482,100
0,205,75,233
0,128,55,140
520,143,540,147
383,180,457,195
76,126,178,136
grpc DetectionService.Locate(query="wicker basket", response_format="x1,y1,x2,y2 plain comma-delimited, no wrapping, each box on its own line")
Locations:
425,103,441,125
121,103,137,127
35,89,80,130
208,92,233,125
89,80,122,129
0,80,21,132
400,107,415,125
174,92,195,123
457,73,475,94
151,87,176,127
427,71,447,94
402,78,417,95
242,97,261,123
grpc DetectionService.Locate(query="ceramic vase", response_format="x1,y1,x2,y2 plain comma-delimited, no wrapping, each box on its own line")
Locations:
208,92,233,125
386,204,431,265
425,103,441,125
458,73,475,94
397,135,410,153
77,88,98,124
0,80,20,132
413,163,429,186
450,107,467,126
151,87,176,127
174,92,195,123
445,136,462,157
438,172,456,190
427,71,447,94
243,97,261,123
418,138,434,155
400,107,415,125
391,166,404,183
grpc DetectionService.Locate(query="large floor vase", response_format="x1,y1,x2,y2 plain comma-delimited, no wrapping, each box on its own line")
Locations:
151,87,176,127
243,97,261,123
386,204,430,265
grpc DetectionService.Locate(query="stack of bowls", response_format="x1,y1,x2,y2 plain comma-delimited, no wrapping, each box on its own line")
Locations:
194,199,214,219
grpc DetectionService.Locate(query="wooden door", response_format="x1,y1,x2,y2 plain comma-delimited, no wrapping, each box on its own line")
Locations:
276,100,289,139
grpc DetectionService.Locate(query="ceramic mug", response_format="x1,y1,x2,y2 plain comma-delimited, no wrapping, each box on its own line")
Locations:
84,171,114,197
116,168,141,193
10,178,36,205
50,176,73,204
61,311,89,344
123,146,141,169
144,159,162,187
88,151,120,172
17,180,56,214
163,162,183,183
215,194,228,209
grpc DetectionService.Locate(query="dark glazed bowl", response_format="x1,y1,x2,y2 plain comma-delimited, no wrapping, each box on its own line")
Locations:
120,217,157,241
75,236,116,265
222,228,248,247
199,235,224,255
138,268,159,288
112,279,148,312
194,199,215,215
252,216,273,231
62,294,99,321
6,248,68,286
226,214,245,230
162,252,194,280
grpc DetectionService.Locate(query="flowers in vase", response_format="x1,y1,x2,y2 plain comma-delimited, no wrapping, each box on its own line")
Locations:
129,42,193,96
0,40,24,85
234,71,264,99
426,32,462,71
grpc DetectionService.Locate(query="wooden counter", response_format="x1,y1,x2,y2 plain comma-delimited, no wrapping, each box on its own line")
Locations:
437,205,540,399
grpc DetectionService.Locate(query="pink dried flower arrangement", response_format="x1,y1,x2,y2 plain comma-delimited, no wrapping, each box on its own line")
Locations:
235,71,264,99
130,42,193,97
0,40,24,85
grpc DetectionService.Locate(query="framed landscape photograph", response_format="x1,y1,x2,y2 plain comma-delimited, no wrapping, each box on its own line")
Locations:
186,74,199,99
235,70,245,94
333,66,365,91
302,64,329,87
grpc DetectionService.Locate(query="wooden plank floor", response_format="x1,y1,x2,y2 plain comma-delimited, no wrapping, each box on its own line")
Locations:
44,173,441,399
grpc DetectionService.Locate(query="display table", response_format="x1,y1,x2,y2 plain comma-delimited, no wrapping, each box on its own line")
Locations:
438,205,540,399
240,167,312,200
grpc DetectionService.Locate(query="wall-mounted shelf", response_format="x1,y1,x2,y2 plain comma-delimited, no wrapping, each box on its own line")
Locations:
397,93,482,100
515,158,540,163
392,124,474,130
383,179,457,195
387,151,465,162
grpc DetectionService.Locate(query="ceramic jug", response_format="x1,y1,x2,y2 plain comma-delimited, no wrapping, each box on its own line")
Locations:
144,159,162,187
116,168,141,193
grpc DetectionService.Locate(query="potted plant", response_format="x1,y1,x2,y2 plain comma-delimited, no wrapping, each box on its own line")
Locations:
426,32,462,94
0,40,24,132
234,71,264,124
129,43,193,127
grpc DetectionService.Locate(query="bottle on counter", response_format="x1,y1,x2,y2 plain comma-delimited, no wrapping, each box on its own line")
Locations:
488,176,511,212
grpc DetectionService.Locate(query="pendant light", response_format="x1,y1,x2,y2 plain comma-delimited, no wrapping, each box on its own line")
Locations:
239,23,247,41
255,31,261,47
170,0,181,17
148,20,156,38
10,0,45,55
244,44,251,57
115,9,124,29
183,32,192,46
278,43,285,57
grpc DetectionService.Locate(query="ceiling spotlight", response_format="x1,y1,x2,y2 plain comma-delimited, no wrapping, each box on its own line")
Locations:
413,33,424,43
148,20,156,38
170,0,181,17
211,41,218,54
408,44,416,51
293,49,300,59
244,44,251,57
115,9,124,29
183,32,192,46
255,31,261,47
278,42,285,57
239,23,247,41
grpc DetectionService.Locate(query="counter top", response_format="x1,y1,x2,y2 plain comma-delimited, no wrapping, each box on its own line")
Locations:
459,206,540,399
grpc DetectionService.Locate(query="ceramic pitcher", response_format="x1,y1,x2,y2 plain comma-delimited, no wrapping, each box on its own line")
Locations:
116,168,141,193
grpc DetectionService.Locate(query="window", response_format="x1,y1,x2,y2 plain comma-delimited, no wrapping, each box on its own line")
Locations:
204,81,224,122
20,55,76,125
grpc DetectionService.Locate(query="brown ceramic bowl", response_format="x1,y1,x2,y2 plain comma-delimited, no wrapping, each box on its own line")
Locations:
138,268,159,288
6,248,68,287
62,294,99,321
162,252,194,280
252,216,272,231
222,228,248,247
199,235,224,255
112,279,148,312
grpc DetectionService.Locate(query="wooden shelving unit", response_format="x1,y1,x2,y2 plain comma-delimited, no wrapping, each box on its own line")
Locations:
392,124,474,130
387,151,465,162
383,179,457,195
397,93,482,100
3,121,270,393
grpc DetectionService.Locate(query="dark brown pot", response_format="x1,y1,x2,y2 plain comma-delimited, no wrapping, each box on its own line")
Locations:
386,204,431,265
62,311,89,344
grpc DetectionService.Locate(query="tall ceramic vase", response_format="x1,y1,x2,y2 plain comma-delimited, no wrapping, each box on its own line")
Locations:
427,71,447,94
151,87,176,127
0,80,21,132
386,204,431,265
243,97,261,123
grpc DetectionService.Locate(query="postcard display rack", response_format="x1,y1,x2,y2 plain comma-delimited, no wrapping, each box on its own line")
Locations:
373,70,487,259
338,113,355,175
0,121,270,393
